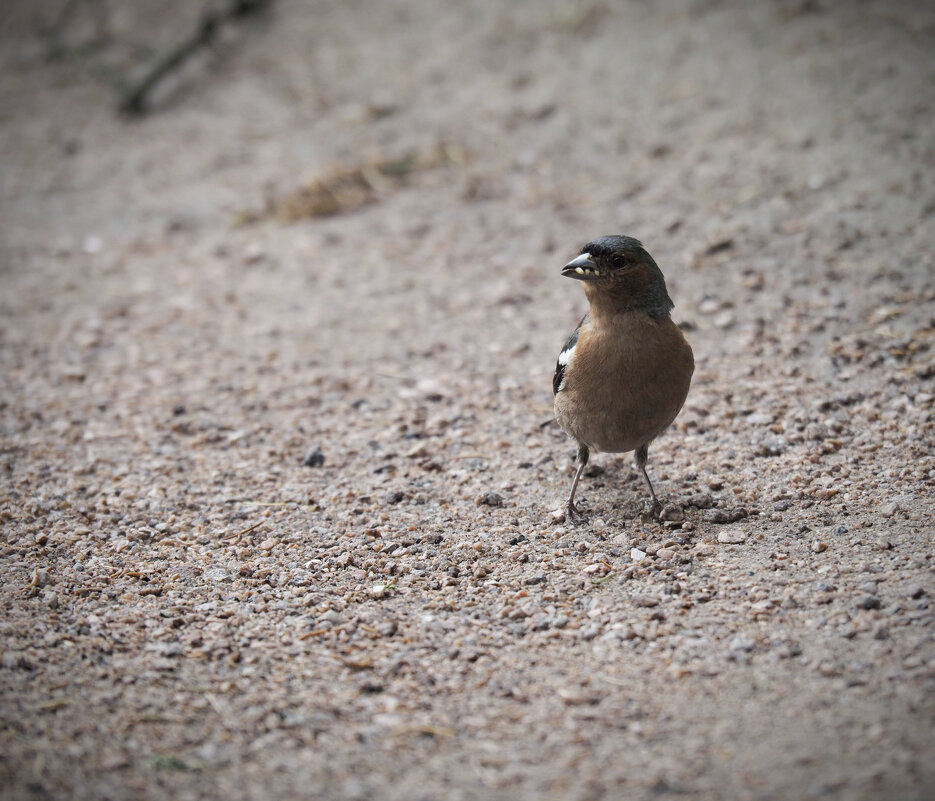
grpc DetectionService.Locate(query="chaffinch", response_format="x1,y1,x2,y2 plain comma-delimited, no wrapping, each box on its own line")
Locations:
553,235,694,519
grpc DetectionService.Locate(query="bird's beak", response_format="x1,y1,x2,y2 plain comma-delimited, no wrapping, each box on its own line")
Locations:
561,252,600,280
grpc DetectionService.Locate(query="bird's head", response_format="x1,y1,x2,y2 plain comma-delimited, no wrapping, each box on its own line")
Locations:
562,235,674,317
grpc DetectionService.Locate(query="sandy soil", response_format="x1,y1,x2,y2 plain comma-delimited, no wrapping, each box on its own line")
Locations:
1,1,934,799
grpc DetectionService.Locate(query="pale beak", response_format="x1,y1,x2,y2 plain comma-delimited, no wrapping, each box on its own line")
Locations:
561,252,600,279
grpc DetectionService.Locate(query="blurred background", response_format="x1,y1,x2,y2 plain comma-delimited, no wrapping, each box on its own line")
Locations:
3,0,931,394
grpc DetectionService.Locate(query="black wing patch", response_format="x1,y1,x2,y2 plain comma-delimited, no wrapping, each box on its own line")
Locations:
553,314,587,395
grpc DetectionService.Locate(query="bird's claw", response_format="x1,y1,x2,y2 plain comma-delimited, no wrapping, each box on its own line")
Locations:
551,501,588,524
641,498,663,521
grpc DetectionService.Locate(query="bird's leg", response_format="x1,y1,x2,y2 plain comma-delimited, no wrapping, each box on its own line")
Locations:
565,443,589,518
635,444,662,519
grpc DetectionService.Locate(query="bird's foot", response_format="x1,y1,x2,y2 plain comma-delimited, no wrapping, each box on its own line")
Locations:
551,500,588,524
641,498,663,521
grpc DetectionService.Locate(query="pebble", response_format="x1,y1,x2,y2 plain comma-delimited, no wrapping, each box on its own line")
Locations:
476,492,504,507
704,508,748,524
750,600,773,616
559,687,602,704
717,529,747,544
581,623,601,641
632,594,660,607
747,412,773,425
82,234,103,254
810,541,828,553
714,311,736,329
872,622,889,640
856,595,881,610
582,562,610,576
658,504,684,523
756,439,787,457
243,240,266,263
630,548,648,563
728,635,755,653
603,623,634,641
771,640,802,658
880,502,900,518
204,567,232,582
874,538,893,551
688,492,715,509
302,446,326,467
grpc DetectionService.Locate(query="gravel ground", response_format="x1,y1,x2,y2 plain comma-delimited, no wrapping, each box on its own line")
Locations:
1,1,934,799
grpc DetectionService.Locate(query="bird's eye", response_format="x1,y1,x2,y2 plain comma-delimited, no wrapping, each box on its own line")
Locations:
611,254,627,269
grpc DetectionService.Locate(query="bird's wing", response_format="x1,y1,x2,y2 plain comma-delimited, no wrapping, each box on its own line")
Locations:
553,313,588,395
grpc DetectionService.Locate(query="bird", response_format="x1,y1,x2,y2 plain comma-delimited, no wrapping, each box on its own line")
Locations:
552,235,694,519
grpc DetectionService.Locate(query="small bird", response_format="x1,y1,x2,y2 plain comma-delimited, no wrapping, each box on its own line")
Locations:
552,235,694,518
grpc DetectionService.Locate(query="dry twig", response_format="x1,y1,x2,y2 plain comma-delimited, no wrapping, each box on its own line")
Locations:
119,0,271,115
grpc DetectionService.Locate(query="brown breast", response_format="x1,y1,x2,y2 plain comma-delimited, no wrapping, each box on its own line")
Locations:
553,312,693,453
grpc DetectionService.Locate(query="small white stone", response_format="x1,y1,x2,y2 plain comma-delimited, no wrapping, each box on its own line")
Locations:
244,241,265,263
747,413,773,425
729,635,755,652
714,311,736,329
82,235,103,254
204,567,232,582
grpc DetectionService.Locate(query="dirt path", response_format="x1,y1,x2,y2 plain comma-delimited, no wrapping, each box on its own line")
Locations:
1,1,933,799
